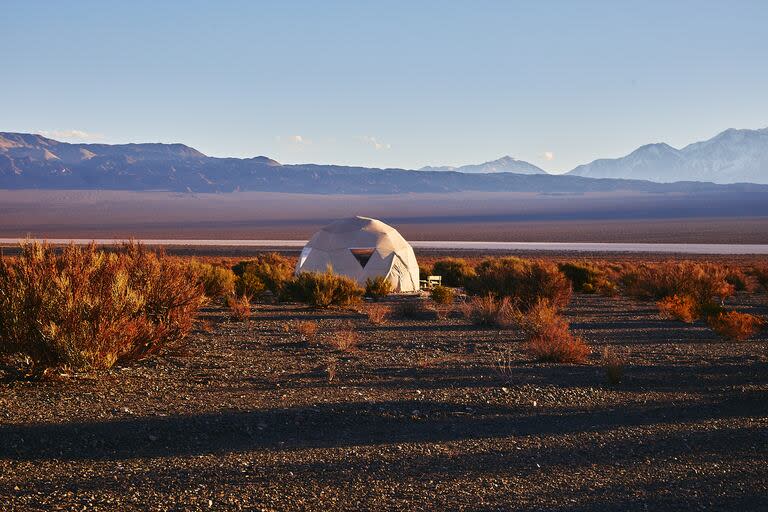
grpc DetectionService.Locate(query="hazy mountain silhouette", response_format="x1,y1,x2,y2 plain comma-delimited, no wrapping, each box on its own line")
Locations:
568,128,768,184
2,131,767,194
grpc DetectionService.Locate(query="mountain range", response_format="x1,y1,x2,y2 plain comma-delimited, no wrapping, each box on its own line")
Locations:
0,127,766,194
419,156,547,175
568,128,768,184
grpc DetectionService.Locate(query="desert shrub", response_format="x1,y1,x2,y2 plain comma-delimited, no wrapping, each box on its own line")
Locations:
364,303,391,325
430,285,455,305
519,299,589,363
620,261,734,306
365,276,392,300
465,257,572,311
601,347,626,385
233,253,294,300
517,299,560,336
284,270,363,308
657,294,699,323
525,316,589,363
432,258,476,287
327,322,359,352
460,294,517,328
188,260,236,299
752,264,768,292
392,299,437,320
558,261,617,295
418,264,432,281
706,311,764,341
0,242,206,374
227,295,251,321
724,267,750,292
295,320,319,339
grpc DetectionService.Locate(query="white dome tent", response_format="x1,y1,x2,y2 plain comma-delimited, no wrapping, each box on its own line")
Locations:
295,216,420,292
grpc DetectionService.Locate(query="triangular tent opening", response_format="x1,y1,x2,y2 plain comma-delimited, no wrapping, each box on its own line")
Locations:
350,248,375,268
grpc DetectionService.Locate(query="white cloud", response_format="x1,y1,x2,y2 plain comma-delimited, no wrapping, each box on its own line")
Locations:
542,151,555,161
39,129,104,141
357,135,391,151
276,134,310,145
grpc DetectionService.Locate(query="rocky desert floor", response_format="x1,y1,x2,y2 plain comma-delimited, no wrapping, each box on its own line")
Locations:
1,293,767,511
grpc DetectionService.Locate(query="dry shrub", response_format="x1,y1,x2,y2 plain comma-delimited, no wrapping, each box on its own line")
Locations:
295,320,319,339
724,267,750,292
460,294,517,328
522,301,590,363
188,260,236,299
284,270,363,308
657,294,699,323
620,261,734,305
0,242,206,374
526,324,590,364
601,347,626,385
558,261,618,295
466,257,572,312
432,258,476,287
327,322,359,352
364,303,391,325
227,295,251,321
326,357,337,383
752,264,768,292
392,299,437,320
233,253,294,300
430,285,455,306
364,276,392,300
706,311,764,341
518,299,564,336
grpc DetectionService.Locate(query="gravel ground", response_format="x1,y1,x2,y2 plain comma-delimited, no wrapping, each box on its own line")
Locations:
1,293,767,511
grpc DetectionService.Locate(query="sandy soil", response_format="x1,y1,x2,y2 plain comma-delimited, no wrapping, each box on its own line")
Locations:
1,292,766,511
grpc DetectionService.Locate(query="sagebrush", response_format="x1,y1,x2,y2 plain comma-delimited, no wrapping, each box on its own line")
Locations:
0,242,206,373
465,257,572,311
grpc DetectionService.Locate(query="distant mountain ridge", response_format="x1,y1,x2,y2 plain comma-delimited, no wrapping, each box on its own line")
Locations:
2,130,768,194
419,155,546,175
568,127,768,184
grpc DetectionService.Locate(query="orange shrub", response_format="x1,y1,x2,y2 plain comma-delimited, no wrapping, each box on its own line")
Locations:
460,294,517,328
706,311,764,341
327,323,359,352
518,299,560,336
620,261,734,305
657,294,699,323
227,295,251,321
364,303,391,325
295,320,319,338
432,258,476,287
0,242,206,373
430,285,455,306
522,303,590,363
465,257,572,311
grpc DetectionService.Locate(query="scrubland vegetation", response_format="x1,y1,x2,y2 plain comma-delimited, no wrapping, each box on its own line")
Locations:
0,243,206,375
2,247,766,510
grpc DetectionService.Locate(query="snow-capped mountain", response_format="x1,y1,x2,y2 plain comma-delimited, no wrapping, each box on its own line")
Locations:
568,128,768,184
420,156,547,175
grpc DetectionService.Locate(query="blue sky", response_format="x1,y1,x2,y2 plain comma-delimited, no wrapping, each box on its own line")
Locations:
2,0,767,172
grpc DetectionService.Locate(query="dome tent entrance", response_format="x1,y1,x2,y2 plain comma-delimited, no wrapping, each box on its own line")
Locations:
295,216,420,292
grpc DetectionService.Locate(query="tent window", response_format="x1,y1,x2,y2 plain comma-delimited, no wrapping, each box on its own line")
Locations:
350,248,375,268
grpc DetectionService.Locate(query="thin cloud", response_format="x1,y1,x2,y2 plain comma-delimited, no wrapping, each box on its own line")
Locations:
276,135,310,145
39,129,104,141
542,151,555,161
357,135,391,151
